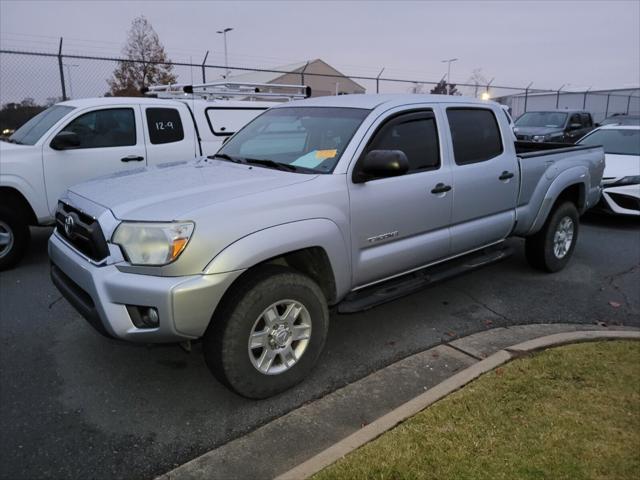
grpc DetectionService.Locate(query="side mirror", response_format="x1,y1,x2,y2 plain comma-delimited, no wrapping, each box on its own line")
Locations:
569,123,582,130
51,131,81,150
354,149,409,183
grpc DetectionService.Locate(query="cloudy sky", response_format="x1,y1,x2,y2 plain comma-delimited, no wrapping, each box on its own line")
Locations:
1,0,639,101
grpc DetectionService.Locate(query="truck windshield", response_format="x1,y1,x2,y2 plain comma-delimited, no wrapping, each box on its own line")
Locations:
578,128,640,156
217,107,370,173
9,105,74,145
515,112,567,128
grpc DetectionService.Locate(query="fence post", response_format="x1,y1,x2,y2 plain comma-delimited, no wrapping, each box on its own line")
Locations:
524,82,533,112
201,51,209,83
300,61,310,86
582,87,590,109
605,93,611,117
376,67,385,93
555,84,565,109
627,94,632,114
57,37,67,101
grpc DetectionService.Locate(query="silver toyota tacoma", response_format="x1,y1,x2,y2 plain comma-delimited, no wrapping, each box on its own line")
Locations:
49,94,605,398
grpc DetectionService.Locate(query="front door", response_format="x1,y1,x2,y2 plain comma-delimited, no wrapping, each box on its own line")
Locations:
348,109,453,287
42,106,146,214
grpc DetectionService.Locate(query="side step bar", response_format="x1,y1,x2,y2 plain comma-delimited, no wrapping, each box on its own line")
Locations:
337,244,512,314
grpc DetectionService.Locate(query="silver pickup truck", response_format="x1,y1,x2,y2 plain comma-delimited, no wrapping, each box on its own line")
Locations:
49,94,604,398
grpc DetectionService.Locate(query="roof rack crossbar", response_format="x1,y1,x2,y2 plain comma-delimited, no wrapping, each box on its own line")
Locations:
142,81,312,100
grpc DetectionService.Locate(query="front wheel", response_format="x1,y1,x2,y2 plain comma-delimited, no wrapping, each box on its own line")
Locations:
525,201,579,272
0,206,30,271
203,266,329,399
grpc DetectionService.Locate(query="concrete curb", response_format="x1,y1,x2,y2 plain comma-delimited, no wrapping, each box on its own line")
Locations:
275,330,640,480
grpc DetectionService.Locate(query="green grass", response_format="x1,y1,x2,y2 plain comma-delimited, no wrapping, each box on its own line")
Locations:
313,341,640,480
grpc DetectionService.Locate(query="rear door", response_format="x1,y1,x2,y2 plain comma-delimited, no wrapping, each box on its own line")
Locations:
42,105,146,215
446,106,519,254
142,105,197,164
348,108,453,287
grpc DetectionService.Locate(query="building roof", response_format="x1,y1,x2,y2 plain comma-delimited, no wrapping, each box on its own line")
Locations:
226,59,365,91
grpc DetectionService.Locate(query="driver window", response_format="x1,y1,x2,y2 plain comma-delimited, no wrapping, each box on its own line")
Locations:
62,108,136,149
569,114,581,127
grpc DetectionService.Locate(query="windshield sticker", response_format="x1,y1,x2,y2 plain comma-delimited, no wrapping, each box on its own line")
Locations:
291,150,334,168
315,149,337,160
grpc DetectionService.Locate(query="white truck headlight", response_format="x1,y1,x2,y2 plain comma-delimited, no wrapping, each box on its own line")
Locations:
112,222,194,266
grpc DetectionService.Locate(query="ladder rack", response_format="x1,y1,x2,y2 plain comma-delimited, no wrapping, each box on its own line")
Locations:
142,81,312,101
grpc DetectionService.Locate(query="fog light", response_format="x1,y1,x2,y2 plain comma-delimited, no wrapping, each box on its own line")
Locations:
127,305,160,329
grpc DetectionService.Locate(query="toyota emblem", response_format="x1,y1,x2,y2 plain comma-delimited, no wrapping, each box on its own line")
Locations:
64,214,75,237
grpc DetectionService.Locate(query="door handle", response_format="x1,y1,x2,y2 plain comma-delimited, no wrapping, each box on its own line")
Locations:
121,155,144,162
499,171,514,180
431,183,452,194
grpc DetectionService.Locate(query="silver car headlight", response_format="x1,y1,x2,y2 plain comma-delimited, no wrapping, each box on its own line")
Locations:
112,222,194,266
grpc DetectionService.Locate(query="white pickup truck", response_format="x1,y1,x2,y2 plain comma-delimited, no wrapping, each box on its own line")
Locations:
0,82,308,269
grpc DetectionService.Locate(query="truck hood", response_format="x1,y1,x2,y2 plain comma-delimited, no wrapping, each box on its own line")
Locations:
68,159,318,221
0,140,38,154
513,126,563,137
603,153,640,181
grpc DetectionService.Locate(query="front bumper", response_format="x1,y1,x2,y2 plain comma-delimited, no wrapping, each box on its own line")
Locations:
49,232,244,343
598,184,640,216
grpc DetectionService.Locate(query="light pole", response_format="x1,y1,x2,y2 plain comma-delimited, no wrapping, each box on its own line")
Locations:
63,63,78,99
441,58,458,94
216,27,233,78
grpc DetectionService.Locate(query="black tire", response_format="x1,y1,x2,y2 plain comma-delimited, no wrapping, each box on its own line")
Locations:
203,265,329,399
0,206,30,271
525,201,579,273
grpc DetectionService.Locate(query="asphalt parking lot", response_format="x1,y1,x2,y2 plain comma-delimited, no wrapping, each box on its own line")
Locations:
0,214,638,480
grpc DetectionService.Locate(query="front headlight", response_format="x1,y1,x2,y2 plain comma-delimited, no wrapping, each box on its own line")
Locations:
112,222,194,266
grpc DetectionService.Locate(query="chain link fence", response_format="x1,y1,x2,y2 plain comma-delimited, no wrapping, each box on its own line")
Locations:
1,47,638,130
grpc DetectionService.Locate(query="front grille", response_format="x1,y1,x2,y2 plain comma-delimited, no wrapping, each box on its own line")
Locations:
55,202,110,262
609,193,640,212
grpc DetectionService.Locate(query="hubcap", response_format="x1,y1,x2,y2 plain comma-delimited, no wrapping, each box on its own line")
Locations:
248,300,312,375
553,216,574,259
0,221,14,260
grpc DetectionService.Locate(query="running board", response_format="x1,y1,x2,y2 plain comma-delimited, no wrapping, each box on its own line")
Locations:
337,244,512,314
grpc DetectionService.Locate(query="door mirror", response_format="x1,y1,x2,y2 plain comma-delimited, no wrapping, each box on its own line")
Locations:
50,131,81,150
354,150,409,183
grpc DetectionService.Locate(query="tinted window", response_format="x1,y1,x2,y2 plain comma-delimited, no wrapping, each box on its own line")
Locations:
569,114,582,126
206,108,267,136
9,105,74,145
146,108,184,144
447,108,503,165
367,113,440,172
62,108,136,149
580,113,592,127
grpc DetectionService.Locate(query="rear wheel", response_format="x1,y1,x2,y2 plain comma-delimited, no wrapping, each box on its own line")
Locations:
203,265,329,399
525,201,579,272
0,206,30,271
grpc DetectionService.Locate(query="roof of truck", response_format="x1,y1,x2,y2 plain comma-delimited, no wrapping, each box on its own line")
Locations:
272,94,496,110
57,97,185,108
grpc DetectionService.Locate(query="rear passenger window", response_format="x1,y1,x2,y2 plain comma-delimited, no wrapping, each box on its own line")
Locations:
146,108,184,144
447,108,503,165
367,113,440,172
581,113,592,127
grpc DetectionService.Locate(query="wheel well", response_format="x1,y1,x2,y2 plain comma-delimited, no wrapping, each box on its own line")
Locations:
555,183,585,213
263,247,337,304
0,187,37,225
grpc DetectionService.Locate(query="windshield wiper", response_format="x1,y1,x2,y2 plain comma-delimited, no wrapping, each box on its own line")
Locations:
207,153,246,164
243,158,314,173
1,137,21,144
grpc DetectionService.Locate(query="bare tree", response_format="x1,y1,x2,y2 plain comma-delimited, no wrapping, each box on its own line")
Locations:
430,79,458,95
467,68,489,97
107,16,177,96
